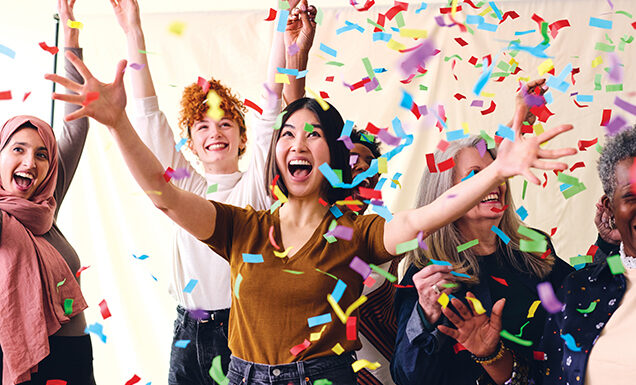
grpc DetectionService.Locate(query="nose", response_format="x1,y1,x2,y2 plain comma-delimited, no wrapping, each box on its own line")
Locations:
21,152,37,168
290,133,308,152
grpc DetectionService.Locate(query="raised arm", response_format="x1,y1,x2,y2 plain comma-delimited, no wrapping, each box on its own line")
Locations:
46,52,216,240
54,0,89,210
281,0,316,104
383,106,577,255
110,0,155,98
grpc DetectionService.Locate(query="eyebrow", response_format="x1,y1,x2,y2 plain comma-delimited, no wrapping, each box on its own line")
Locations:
282,122,323,129
12,142,48,152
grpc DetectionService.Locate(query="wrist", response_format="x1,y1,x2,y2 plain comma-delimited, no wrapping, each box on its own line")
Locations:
285,54,308,70
64,33,79,48
472,339,505,364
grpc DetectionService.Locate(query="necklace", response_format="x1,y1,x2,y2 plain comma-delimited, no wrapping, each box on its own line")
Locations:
619,243,636,269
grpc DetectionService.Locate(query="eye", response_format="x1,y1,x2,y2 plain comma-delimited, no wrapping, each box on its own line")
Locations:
37,152,49,160
12,146,24,153
221,122,233,128
308,131,321,138
281,130,294,137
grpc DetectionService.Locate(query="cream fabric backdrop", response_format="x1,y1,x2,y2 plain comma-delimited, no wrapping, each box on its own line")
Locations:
1,0,635,383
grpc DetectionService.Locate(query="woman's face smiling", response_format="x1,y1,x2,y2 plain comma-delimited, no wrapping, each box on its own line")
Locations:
189,116,246,174
0,127,50,200
275,108,330,200
609,157,636,256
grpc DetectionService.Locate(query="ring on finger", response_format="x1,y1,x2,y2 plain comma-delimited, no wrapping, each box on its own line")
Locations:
432,284,441,295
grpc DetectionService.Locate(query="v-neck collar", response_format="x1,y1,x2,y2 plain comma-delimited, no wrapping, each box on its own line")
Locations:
272,206,334,262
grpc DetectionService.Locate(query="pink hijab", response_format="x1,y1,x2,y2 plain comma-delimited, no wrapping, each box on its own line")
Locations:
0,116,87,384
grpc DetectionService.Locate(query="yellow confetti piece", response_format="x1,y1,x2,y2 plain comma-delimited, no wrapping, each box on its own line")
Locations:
387,39,406,51
305,86,330,111
275,73,290,84
327,294,348,323
533,123,544,136
461,122,469,132
344,295,368,319
67,20,83,29
144,190,163,196
480,92,496,98
335,199,364,206
466,296,486,315
438,292,450,309
168,21,186,35
378,157,388,174
332,343,345,355
273,246,294,258
537,59,554,75
518,76,530,82
592,56,603,68
352,359,381,373
478,6,492,16
206,90,224,121
391,180,402,189
399,29,428,39
273,185,288,203
310,325,327,341
527,300,541,318
509,58,519,66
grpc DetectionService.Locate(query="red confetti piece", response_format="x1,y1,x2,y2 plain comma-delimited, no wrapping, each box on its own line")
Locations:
530,104,554,123
500,11,520,23
0,90,12,100
385,2,408,20
480,100,496,115
542,172,548,188
569,161,585,172
410,102,421,119
99,299,112,319
319,91,329,99
454,93,466,101
573,100,589,109
318,198,329,206
125,375,141,385
372,13,385,32
290,339,311,356
426,153,437,173
468,56,478,66
436,140,449,151
400,73,416,84
365,122,382,135
491,276,508,286
550,227,558,237
22,92,31,102
533,351,546,361
269,225,281,250
197,76,210,93
358,187,382,199
521,123,534,134
548,19,571,38
39,42,59,55
453,343,467,354
349,77,372,91
82,92,99,106
271,174,280,196
601,109,612,126
325,76,334,82
490,205,509,213
531,13,546,28
437,157,455,172
586,245,598,257
243,99,263,115
393,284,414,288
351,0,375,11
346,316,357,340
632,21,636,29
46,381,67,385
578,138,598,151
454,37,468,47
163,167,174,182
439,5,462,14
264,8,277,21
570,67,580,85
75,265,90,278
363,275,376,287
540,249,551,259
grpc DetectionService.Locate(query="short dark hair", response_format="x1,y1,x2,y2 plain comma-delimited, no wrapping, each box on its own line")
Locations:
265,98,352,204
350,128,382,159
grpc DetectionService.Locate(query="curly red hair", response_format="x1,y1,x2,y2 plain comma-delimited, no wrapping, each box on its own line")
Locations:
178,78,248,156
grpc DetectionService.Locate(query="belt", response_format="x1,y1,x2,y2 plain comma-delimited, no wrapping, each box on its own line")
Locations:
177,305,230,323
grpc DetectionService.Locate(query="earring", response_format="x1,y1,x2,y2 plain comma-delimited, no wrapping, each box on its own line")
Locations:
609,216,616,229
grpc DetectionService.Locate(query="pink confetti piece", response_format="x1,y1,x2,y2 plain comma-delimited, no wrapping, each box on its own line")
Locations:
398,39,436,77
129,63,146,70
476,139,487,157
470,100,484,108
329,225,354,241
377,129,401,146
349,154,359,166
537,282,564,313
338,135,354,150
168,168,192,180
364,77,379,92
287,42,299,56
349,256,371,279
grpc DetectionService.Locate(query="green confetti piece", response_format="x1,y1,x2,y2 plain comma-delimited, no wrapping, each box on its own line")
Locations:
570,255,593,266
594,74,602,90
522,180,528,200
273,110,287,130
63,298,74,316
304,122,314,132
396,238,419,254
138,49,158,55
328,219,337,231
209,355,229,385
540,22,550,45
333,169,342,181
604,33,614,44
518,226,544,241
323,233,338,243
369,264,397,283
500,329,533,346
207,184,218,194
315,380,333,385
234,273,242,299
395,11,406,28
562,183,586,199
479,130,496,149
366,18,385,31
606,84,623,92
360,133,375,142
595,143,603,153
441,283,459,289
607,254,625,275
316,268,338,280
419,85,429,91
56,278,66,290
595,42,615,52
444,54,463,62
520,239,547,253
278,0,290,10
270,199,282,213
315,7,323,25
325,61,344,67
616,10,633,18
621,35,634,43
496,61,510,72
490,72,511,78
457,239,479,253
509,49,519,57
557,172,580,186
283,269,305,275
576,301,598,314
514,321,530,337
362,57,381,91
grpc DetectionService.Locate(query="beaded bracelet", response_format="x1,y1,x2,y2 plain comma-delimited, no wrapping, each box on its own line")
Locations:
472,340,506,365
504,349,530,385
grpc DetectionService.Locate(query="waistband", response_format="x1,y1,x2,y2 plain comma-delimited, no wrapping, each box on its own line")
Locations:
176,305,230,324
229,353,356,383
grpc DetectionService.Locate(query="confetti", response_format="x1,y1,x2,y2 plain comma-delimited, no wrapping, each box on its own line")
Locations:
346,316,357,340
0,44,16,59
183,279,199,293
174,339,191,348
607,254,625,275
537,282,563,313
39,42,58,55
576,301,597,314
457,239,479,253
67,20,83,29
500,329,533,346
352,359,381,372
168,21,186,35
98,299,111,319
308,313,332,328
560,333,581,351
527,300,541,318
290,339,311,356
209,355,229,385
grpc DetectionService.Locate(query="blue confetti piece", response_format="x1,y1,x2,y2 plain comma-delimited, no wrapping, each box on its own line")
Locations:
133,254,149,260
318,163,343,187
466,15,484,25
451,271,471,278
373,32,392,42
473,56,495,96
508,41,552,59
329,205,343,219
331,280,347,303
488,1,503,19
308,313,332,327
399,89,413,109
576,94,593,103
183,279,199,293
375,178,388,190
174,339,191,348
514,29,536,36
544,90,554,104
390,172,403,188
430,259,452,266
319,43,337,57
85,322,107,343
372,205,393,222
460,170,475,182
478,22,499,32
373,67,387,73
491,226,511,244
415,2,427,13
242,253,264,263
589,17,613,30
150,274,158,281
391,117,406,138
496,124,515,142
341,119,354,137
175,138,187,152
446,129,469,141
296,70,308,79
561,333,582,351
516,206,528,221
390,27,400,33
0,44,16,59
277,67,299,75
277,10,289,32
559,183,572,192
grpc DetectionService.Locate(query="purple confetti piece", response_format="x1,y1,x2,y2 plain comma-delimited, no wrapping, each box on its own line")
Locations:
399,39,436,77
607,0,614,9
288,42,299,56
330,225,354,241
522,89,546,107
569,92,579,97
349,154,359,166
377,129,401,146
470,100,484,108
188,308,210,321
435,15,447,27
364,77,380,92
170,168,192,180
614,96,636,115
129,62,146,70
537,282,564,313
370,199,384,206
476,139,487,158
416,231,428,250
418,104,428,116
609,53,623,82
338,135,354,150
606,115,628,136
349,256,371,279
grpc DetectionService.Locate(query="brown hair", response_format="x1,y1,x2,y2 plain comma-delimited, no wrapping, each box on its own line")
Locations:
178,78,248,156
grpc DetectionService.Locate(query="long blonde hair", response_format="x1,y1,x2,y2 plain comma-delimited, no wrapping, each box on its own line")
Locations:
407,136,555,285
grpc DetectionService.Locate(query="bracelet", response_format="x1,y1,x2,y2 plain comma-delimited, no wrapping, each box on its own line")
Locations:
503,349,530,385
472,340,506,365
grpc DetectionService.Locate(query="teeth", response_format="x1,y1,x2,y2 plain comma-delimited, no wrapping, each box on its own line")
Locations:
289,159,311,166
207,143,226,150
14,172,34,180
482,193,499,202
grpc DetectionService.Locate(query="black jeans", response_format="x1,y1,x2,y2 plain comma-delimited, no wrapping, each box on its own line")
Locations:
169,305,231,385
1,335,96,385
227,353,357,385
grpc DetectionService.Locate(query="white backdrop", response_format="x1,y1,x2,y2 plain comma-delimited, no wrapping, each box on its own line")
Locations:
1,0,635,383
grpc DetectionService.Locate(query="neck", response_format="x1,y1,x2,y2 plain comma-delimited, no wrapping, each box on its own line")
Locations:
280,196,329,227
203,160,239,175
456,218,500,255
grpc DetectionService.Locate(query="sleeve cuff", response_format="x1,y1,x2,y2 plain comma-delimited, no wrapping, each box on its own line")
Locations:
595,234,620,256
132,95,160,116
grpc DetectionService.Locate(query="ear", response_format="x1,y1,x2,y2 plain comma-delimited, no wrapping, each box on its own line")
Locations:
601,194,613,215
239,132,247,152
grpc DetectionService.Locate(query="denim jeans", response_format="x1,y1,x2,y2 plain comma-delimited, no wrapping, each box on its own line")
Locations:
227,353,357,385
169,305,232,385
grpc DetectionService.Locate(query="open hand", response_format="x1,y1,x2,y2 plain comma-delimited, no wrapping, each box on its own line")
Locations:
45,51,128,127
110,0,142,34
58,0,79,47
437,292,505,357
285,0,317,54
515,78,548,126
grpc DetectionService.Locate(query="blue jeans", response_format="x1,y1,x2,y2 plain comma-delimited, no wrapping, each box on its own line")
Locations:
169,305,231,385
227,354,357,385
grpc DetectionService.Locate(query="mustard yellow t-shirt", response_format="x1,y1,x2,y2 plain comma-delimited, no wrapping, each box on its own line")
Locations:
204,201,394,364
